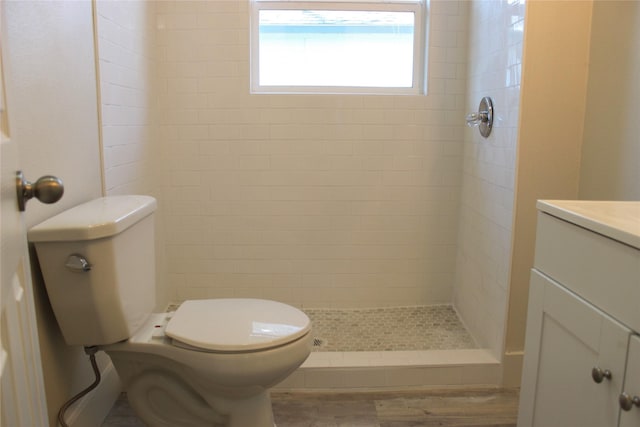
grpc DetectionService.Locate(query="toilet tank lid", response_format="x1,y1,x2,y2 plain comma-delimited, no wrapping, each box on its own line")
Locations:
28,195,157,242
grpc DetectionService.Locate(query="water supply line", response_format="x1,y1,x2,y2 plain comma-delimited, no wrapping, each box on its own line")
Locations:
58,346,101,427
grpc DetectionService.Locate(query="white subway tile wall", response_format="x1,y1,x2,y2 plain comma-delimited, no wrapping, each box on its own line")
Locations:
93,0,525,361
96,1,159,196
153,0,470,308
452,0,524,358
96,1,170,309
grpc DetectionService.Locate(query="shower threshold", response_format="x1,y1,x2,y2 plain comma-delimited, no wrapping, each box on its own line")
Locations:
275,305,501,390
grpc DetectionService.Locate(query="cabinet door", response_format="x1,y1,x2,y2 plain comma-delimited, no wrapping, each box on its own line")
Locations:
518,270,630,427
620,335,640,427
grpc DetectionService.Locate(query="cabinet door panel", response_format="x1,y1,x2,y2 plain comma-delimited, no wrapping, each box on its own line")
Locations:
518,270,630,427
620,335,640,427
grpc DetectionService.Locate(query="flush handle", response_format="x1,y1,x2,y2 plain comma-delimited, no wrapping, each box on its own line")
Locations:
16,171,64,211
65,255,92,273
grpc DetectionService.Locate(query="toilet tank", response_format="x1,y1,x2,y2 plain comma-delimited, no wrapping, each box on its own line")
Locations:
28,196,157,346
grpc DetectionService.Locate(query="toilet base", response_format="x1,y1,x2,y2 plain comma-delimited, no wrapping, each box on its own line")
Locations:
124,368,276,427
210,391,275,427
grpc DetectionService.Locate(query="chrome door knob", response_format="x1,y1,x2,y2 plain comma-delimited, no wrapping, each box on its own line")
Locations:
591,367,612,383
619,392,640,411
16,171,64,211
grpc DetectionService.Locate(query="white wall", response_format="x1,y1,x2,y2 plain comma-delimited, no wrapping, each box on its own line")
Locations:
503,0,593,385
453,0,524,359
156,0,469,308
579,0,640,201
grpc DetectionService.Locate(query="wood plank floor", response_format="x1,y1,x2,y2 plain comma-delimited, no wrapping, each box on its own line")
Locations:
272,388,519,427
103,387,519,427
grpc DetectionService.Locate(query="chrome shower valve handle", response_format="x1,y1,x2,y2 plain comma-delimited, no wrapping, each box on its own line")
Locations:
465,111,489,126
466,97,494,138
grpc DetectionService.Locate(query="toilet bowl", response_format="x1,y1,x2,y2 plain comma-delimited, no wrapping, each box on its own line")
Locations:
27,196,311,427
106,299,311,427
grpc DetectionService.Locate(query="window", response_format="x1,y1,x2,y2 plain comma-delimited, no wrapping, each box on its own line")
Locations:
250,0,426,94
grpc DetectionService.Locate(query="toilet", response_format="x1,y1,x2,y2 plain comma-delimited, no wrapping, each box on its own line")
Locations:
28,195,312,427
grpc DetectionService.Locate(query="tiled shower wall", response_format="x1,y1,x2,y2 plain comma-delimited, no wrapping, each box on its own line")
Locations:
95,0,169,309
453,0,524,358
96,1,159,196
156,0,469,308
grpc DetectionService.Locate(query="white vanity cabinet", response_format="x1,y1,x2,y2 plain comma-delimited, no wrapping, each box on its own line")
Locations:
518,200,640,427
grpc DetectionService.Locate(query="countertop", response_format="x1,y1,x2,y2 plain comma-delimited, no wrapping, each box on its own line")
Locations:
537,200,640,249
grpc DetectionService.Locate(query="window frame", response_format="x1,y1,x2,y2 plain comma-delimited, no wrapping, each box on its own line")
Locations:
250,0,427,95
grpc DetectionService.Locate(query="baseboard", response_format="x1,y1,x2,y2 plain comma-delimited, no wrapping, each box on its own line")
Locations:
62,361,122,427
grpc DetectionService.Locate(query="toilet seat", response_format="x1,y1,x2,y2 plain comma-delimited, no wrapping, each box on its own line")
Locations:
165,299,311,352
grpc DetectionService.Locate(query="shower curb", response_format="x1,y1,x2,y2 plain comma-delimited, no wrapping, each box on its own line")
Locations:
275,349,501,390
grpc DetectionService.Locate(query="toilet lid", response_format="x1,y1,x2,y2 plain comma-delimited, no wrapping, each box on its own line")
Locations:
165,299,311,352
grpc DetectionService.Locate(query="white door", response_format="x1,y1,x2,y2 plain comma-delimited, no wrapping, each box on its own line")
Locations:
0,3,49,425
